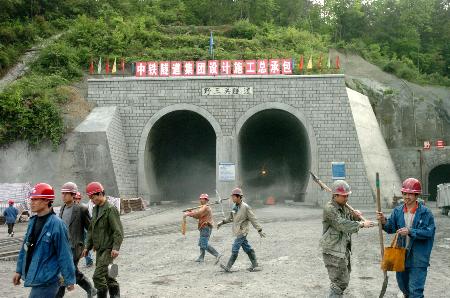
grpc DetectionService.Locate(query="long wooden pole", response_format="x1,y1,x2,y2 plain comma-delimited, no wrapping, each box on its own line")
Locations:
376,172,388,297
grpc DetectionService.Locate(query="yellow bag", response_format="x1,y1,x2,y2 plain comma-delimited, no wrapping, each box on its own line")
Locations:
381,232,406,272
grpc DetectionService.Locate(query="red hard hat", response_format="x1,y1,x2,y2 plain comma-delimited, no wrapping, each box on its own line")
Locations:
75,192,82,200
332,180,352,196
8,199,14,205
231,188,243,196
199,193,209,200
401,178,422,194
86,182,104,196
61,182,78,194
29,183,55,200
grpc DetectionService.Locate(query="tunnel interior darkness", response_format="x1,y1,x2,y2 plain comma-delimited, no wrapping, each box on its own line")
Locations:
239,109,311,202
147,111,216,202
428,164,450,201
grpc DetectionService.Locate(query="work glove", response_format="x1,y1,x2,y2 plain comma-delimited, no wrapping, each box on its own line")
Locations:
258,229,266,238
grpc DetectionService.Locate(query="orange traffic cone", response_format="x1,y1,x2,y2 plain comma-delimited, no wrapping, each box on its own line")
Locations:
265,196,276,205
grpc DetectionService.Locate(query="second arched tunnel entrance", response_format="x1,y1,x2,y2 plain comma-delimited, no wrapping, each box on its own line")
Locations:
147,110,216,203
238,109,311,202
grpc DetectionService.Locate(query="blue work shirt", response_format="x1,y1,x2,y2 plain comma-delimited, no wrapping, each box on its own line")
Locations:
16,213,75,287
383,202,435,268
3,205,18,224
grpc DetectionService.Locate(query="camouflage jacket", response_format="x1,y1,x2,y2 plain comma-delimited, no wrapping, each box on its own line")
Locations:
319,199,360,258
85,201,123,252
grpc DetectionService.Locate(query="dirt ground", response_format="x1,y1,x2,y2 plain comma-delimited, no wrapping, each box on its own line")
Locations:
1,203,449,298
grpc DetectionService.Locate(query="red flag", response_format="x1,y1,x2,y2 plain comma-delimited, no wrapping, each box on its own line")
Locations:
121,58,125,74
105,58,110,74
89,59,94,74
336,56,340,69
299,55,304,72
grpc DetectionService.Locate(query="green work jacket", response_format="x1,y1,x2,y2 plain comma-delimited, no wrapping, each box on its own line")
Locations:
86,201,123,252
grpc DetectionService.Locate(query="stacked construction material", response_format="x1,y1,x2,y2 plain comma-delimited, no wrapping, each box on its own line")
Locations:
121,197,145,214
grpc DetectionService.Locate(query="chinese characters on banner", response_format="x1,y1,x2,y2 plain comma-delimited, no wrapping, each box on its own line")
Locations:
135,59,293,77
423,140,446,149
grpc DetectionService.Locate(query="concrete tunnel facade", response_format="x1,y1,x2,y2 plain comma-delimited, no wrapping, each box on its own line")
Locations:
82,75,377,206
139,103,315,203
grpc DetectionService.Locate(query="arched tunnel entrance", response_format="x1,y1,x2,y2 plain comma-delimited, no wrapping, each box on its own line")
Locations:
147,111,216,202
239,109,311,202
428,164,450,201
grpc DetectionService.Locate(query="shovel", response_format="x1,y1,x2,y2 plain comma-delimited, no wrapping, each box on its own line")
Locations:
376,172,388,297
108,261,119,279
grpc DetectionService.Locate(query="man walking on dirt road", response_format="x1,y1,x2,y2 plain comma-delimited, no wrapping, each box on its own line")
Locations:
82,181,123,298
217,187,266,272
3,199,18,237
56,182,96,298
377,178,435,298
320,180,375,297
13,183,75,298
184,193,222,263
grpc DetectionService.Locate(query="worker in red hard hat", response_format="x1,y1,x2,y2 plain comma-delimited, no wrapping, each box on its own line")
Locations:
184,193,222,263
3,199,18,237
4,199,18,237
377,178,435,298
56,182,96,298
321,180,375,297
217,187,265,272
13,183,75,297
82,182,123,298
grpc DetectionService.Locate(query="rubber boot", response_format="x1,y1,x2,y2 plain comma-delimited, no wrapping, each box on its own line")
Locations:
96,288,107,298
220,253,238,272
195,249,206,262
108,285,120,298
246,249,260,271
206,245,222,264
78,277,97,298
55,286,65,298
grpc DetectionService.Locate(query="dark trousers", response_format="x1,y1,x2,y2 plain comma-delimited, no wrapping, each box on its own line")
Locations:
93,249,119,290
7,223,14,234
56,248,89,297
396,267,428,298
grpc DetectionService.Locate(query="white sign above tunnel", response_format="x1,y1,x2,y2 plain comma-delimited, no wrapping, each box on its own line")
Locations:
202,87,253,96
219,162,236,181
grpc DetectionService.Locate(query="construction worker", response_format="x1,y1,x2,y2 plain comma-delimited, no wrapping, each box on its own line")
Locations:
320,180,375,298
377,178,435,298
184,193,221,263
13,183,75,298
82,182,123,298
217,187,265,272
3,199,18,237
56,182,96,298
75,191,94,267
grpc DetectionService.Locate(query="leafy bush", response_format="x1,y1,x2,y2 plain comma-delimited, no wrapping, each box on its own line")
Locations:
32,42,82,80
0,75,67,147
228,20,259,39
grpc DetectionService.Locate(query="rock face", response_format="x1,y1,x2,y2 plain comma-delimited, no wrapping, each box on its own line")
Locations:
341,51,450,149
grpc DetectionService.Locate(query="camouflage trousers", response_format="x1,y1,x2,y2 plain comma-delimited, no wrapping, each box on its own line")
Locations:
323,252,351,298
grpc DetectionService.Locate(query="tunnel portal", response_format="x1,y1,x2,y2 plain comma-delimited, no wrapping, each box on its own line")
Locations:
147,111,216,202
239,109,311,202
428,164,450,201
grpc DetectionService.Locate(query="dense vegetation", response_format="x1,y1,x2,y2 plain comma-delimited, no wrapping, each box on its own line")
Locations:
0,0,449,147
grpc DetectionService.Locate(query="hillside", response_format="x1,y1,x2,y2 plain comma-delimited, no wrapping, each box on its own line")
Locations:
0,0,449,149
